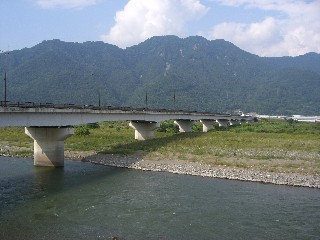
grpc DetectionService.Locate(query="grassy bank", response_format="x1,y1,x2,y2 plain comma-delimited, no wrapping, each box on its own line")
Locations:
0,119,319,174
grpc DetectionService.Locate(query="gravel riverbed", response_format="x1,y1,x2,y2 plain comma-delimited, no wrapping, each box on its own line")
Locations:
84,153,320,189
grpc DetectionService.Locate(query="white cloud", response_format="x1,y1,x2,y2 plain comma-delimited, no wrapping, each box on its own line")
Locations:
208,0,320,56
36,0,96,9
101,0,208,48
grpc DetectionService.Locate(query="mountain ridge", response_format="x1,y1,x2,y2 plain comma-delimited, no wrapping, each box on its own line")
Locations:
0,36,319,115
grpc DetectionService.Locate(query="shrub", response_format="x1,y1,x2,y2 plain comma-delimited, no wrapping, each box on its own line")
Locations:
287,118,300,125
75,126,90,136
86,122,100,129
192,122,203,132
157,120,179,133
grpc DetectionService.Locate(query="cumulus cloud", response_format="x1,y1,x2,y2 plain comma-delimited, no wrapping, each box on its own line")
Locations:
208,0,320,56
101,0,208,48
36,0,96,9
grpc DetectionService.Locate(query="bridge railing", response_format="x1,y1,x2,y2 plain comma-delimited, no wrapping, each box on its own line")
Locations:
0,101,229,116
0,101,116,110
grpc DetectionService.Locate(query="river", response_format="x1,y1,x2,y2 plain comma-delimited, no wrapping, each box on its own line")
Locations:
0,156,319,239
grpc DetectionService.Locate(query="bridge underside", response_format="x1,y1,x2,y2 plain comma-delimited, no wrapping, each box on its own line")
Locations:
23,119,246,167
174,120,195,132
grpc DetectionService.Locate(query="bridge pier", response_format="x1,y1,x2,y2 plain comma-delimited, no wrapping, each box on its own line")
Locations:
216,119,229,128
229,119,240,126
129,121,160,140
174,120,194,132
200,120,216,132
25,127,74,167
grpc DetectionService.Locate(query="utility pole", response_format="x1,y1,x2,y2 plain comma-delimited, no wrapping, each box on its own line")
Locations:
4,63,6,104
98,91,101,107
91,72,101,107
173,89,176,110
1,50,9,105
145,85,148,109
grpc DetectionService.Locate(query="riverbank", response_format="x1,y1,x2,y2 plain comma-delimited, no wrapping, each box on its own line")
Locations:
83,152,320,189
1,144,319,188
0,143,95,160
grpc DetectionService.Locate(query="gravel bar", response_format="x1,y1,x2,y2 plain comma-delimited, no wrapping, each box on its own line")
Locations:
84,154,320,189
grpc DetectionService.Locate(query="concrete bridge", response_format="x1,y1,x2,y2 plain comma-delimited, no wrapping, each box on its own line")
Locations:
0,102,253,167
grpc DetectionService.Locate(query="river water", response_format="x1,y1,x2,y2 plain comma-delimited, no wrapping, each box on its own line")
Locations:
0,156,319,240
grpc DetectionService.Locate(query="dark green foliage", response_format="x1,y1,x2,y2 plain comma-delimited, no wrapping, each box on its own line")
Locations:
157,120,179,133
1,36,319,115
74,123,99,136
287,118,296,124
231,119,320,135
192,122,203,132
74,125,90,136
86,122,100,129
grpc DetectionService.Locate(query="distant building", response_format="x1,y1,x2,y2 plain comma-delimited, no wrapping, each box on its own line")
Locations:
291,115,320,122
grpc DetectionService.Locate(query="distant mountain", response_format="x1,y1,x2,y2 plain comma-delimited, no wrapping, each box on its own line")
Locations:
0,36,319,115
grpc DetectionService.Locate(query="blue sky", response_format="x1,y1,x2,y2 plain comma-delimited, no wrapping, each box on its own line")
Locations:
1,0,319,56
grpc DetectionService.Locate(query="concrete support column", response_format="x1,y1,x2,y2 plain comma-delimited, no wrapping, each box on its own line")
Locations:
129,121,160,140
240,119,247,124
174,120,194,133
229,119,240,126
216,119,229,128
25,127,74,167
200,119,215,132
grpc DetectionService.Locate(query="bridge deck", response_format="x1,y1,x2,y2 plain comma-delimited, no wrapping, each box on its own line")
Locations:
0,102,250,127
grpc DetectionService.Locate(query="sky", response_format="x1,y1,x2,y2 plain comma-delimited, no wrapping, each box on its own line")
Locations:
1,0,319,57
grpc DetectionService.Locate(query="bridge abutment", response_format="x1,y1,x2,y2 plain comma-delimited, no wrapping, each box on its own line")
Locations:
174,120,194,132
25,127,74,167
129,121,160,140
200,120,216,132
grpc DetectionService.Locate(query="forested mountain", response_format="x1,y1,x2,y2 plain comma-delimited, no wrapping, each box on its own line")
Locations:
0,36,319,115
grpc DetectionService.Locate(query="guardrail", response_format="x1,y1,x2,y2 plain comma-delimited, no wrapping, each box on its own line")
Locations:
0,101,229,116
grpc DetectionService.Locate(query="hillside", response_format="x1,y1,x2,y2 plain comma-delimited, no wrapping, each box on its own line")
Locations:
0,36,319,115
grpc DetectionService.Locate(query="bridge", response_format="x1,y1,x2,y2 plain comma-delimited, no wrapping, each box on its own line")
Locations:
0,102,253,167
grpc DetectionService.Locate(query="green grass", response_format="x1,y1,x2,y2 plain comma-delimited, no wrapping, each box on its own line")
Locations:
0,127,33,148
1,119,319,174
